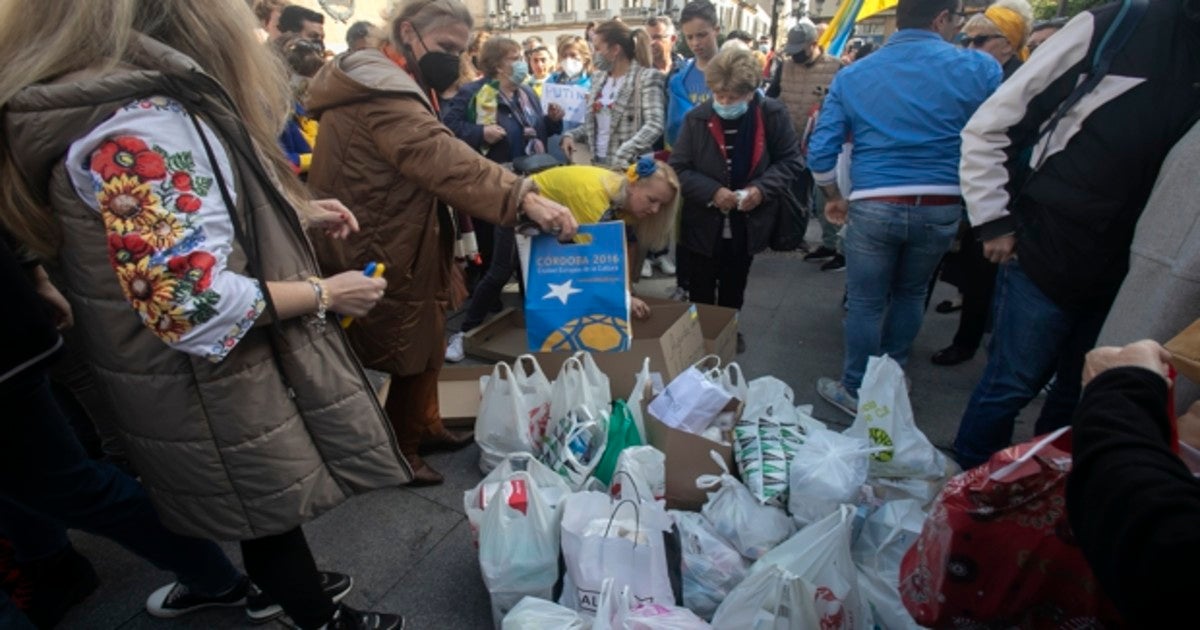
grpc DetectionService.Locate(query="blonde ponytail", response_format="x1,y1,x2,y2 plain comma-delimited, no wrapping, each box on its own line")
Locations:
630,29,653,68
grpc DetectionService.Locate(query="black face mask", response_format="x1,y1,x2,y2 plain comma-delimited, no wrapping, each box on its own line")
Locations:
791,49,811,64
411,27,461,93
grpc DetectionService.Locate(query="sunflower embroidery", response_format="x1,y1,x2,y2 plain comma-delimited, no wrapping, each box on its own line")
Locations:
145,306,192,343
116,257,180,323
144,211,184,250
98,174,165,235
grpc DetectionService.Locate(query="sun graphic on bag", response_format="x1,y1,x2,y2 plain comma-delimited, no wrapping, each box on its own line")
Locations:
540,314,630,352
868,427,895,462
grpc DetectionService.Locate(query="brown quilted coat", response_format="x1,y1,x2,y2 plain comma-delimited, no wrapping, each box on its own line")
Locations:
305,49,531,376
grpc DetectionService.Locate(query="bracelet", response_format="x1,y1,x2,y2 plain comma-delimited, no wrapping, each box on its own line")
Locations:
306,276,329,328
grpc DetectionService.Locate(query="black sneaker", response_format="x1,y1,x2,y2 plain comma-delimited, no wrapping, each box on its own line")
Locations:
803,246,837,262
246,571,353,624
820,254,846,272
145,575,248,618
327,603,405,630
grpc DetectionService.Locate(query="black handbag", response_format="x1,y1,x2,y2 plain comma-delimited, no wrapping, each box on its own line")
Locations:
769,187,807,252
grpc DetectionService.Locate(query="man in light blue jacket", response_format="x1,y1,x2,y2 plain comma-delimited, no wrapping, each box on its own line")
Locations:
808,0,1001,416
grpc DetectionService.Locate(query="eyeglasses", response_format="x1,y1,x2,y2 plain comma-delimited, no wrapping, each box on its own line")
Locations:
960,34,1006,48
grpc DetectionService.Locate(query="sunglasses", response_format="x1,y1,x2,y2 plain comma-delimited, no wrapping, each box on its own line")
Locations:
960,34,1007,48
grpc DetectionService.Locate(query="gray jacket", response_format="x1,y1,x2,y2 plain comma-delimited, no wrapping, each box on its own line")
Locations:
4,37,411,540
1099,120,1200,406
568,62,665,169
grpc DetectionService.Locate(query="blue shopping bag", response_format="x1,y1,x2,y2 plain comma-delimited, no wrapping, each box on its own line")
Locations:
522,222,631,353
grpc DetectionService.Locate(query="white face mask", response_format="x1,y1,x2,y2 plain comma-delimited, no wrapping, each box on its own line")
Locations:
561,58,584,77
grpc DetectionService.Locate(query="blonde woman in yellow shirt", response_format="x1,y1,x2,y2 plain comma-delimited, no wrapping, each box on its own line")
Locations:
447,157,678,361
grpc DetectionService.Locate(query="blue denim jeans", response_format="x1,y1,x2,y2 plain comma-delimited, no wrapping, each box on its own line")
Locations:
841,200,961,393
0,371,240,595
952,260,1112,469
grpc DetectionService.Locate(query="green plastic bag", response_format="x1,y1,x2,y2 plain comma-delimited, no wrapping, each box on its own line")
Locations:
592,399,643,486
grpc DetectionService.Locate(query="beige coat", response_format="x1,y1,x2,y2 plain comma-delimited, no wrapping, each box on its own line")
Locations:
305,49,531,377
4,37,410,541
777,53,845,138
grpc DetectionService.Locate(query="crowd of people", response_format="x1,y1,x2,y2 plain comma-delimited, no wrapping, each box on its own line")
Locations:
1,0,1198,627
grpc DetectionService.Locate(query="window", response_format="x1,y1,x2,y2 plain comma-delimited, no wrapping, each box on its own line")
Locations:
557,0,570,13
528,0,540,14
590,0,604,11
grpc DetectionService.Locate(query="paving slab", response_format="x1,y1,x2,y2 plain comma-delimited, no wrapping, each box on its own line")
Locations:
50,234,1042,629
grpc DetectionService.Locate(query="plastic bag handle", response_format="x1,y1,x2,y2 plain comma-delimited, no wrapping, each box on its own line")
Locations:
989,425,1071,481
610,469,644,504
604,499,641,548
491,361,515,382
692,354,722,374
694,450,731,489
513,353,547,382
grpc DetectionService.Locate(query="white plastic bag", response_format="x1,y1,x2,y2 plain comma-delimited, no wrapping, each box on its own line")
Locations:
648,356,732,435
735,376,809,507
851,500,927,630
560,493,675,614
539,407,609,491
696,451,795,560
594,578,710,630
711,505,868,630
845,356,946,479
787,428,879,526
573,351,613,412
626,358,654,442
502,596,589,630
465,452,571,546
611,446,666,503
477,356,553,474
671,510,748,621
479,471,561,627
549,357,608,435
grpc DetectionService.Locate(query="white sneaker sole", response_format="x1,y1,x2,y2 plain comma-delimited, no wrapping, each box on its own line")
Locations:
247,576,354,624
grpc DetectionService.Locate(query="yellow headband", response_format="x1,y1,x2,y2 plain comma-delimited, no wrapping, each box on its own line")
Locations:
985,5,1030,61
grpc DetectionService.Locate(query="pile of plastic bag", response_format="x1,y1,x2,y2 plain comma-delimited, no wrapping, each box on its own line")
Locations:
467,351,960,629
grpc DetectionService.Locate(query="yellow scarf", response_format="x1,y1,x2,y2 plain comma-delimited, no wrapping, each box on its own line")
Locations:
985,6,1030,62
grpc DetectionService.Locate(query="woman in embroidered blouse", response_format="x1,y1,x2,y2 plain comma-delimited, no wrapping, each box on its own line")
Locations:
559,19,665,170
0,0,412,627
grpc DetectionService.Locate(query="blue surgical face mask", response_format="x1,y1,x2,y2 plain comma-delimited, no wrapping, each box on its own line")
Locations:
510,60,530,84
713,99,749,120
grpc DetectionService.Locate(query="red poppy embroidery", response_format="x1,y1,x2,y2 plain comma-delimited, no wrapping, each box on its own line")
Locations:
107,232,153,266
91,136,168,182
167,251,217,292
175,194,202,213
171,171,192,191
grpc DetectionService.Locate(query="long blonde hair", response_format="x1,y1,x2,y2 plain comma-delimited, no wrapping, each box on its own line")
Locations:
0,0,298,256
616,160,679,251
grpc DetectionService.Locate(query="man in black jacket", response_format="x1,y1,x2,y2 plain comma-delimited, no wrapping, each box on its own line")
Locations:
1067,339,1200,626
952,0,1200,469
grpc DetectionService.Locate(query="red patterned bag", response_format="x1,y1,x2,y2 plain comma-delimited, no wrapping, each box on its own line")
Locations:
898,428,1124,629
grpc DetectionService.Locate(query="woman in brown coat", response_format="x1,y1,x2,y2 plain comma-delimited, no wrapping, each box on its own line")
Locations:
306,0,578,485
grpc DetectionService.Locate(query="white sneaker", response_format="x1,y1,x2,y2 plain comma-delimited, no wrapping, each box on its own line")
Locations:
641,259,653,278
655,257,676,275
445,332,465,363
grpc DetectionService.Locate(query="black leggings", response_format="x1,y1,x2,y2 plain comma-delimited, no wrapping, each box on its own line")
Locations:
240,528,336,629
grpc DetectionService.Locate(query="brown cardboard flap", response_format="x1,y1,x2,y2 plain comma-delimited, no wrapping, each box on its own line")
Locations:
437,365,495,428
641,392,737,512
1166,318,1200,384
642,297,739,363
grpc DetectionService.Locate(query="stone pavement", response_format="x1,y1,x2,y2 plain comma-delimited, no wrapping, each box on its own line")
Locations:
60,242,1043,629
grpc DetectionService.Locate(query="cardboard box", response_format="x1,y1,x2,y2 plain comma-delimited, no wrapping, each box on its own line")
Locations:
437,364,495,429
640,392,737,511
463,302,705,399
643,297,739,364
